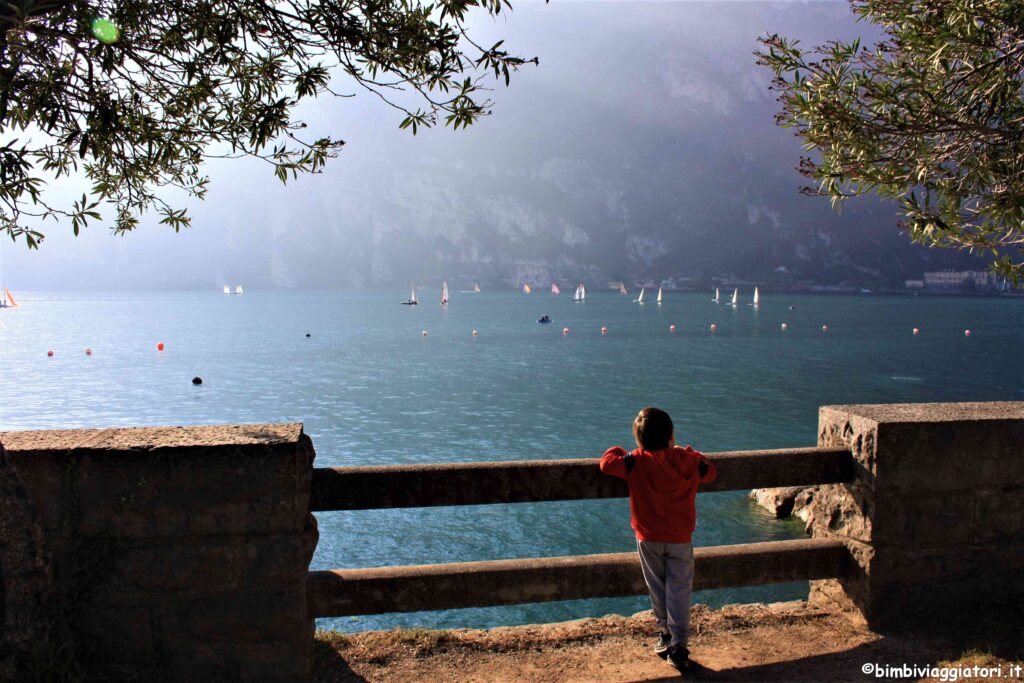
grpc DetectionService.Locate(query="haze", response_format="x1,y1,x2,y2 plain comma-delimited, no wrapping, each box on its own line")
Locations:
1,1,989,291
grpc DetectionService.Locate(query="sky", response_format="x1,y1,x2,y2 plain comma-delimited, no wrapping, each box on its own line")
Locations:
1,1,990,290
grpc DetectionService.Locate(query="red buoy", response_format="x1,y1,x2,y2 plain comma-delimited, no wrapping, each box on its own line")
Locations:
781,323,788,331
85,348,92,355
47,350,54,357
964,329,971,337
669,324,677,332
710,323,717,332
563,327,570,335
157,342,165,351
601,326,608,335
912,328,920,335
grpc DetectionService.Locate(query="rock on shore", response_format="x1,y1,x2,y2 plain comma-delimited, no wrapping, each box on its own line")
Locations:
749,486,817,523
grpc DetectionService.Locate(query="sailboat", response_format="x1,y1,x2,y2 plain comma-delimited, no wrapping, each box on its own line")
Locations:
635,288,645,304
619,282,628,295
712,287,720,303
223,285,230,294
730,288,738,307
572,283,585,302
523,283,532,294
749,287,760,307
441,280,449,305
551,283,561,295
402,282,419,305
235,285,244,294
657,287,663,305
474,283,481,293
0,287,17,308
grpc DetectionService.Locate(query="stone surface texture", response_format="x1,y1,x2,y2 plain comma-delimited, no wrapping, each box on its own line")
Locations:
0,444,71,679
311,446,852,510
0,424,318,680
309,538,850,617
806,401,1024,627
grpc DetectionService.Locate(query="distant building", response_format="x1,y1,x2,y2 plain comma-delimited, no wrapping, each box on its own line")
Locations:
905,280,925,290
922,270,992,290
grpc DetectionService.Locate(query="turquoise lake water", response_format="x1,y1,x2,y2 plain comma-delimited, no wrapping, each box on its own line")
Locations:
1,290,1022,632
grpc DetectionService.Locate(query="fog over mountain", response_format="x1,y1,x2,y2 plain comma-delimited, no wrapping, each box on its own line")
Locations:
3,1,991,291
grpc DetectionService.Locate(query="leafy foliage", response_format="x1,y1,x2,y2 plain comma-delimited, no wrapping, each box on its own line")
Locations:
0,0,536,246
758,0,1024,282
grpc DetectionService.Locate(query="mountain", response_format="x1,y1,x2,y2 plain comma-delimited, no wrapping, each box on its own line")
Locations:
4,1,992,291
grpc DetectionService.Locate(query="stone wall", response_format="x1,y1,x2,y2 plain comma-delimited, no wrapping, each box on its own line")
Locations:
807,402,1024,627
0,424,317,680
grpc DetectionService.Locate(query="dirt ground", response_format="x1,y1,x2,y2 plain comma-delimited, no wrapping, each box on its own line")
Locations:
313,600,1024,682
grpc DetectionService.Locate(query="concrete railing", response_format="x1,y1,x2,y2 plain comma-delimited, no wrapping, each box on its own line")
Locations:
307,447,857,618
309,538,851,617
2,401,1022,680
309,446,854,510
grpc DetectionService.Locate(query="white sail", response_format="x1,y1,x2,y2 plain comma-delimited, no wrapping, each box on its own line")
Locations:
636,288,645,304
573,283,585,301
441,280,449,305
753,287,760,306
474,283,481,293
713,287,720,303
411,283,418,303
223,285,230,294
235,285,243,294
731,288,738,306
657,287,663,304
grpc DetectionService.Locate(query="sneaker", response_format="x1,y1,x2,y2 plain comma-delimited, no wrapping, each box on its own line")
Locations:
653,631,672,659
667,644,690,673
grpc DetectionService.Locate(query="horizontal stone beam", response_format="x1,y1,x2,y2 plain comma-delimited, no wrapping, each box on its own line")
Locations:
308,538,852,617
310,447,852,511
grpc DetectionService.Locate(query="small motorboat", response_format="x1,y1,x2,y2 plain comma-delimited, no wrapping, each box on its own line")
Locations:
537,315,552,324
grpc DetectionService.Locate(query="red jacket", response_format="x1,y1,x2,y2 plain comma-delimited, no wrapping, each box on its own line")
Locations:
599,445,717,543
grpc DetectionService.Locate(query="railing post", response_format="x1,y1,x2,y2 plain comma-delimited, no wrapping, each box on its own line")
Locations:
808,402,1024,627
1,425,319,680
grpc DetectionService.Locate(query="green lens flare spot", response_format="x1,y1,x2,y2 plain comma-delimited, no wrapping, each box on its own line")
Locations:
91,18,120,45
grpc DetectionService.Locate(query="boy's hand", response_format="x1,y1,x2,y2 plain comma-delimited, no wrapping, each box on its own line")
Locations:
698,457,710,478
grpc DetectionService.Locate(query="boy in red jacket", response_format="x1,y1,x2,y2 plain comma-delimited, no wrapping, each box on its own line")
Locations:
599,407,717,673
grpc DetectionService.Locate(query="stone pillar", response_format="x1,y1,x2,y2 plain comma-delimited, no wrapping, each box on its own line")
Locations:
0,444,70,679
807,402,1024,627
0,424,318,680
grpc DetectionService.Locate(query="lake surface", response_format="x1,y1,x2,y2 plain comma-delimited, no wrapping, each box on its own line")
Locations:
2,290,1022,632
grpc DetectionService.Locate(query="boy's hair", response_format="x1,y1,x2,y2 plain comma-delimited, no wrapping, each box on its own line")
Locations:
633,407,674,450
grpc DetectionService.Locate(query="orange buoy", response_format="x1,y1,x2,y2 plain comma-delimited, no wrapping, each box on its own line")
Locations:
47,350,54,357
912,328,920,335
710,323,717,332
669,324,676,332
563,327,570,335
157,342,165,351
964,329,971,337
85,348,92,355
781,323,788,331
601,326,608,335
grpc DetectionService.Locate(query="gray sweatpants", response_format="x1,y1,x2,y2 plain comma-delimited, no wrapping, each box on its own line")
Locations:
637,539,694,648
